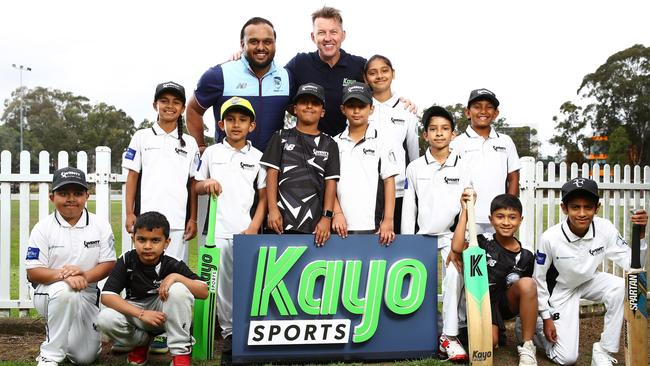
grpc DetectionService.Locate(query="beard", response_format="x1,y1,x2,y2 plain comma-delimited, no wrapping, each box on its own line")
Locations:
245,51,275,71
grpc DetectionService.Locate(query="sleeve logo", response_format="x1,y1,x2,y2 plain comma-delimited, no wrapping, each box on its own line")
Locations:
125,148,136,161
535,250,546,265
26,247,40,260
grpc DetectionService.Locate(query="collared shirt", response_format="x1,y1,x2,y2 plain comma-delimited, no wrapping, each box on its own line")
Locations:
261,127,340,233
25,209,116,289
195,140,266,239
122,123,200,229
285,50,366,137
368,96,420,198
449,127,521,224
401,149,469,244
533,216,647,319
102,250,200,301
194,57,291,151
335,126,400,231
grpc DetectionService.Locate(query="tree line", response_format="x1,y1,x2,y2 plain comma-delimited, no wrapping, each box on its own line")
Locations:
1,44,648,173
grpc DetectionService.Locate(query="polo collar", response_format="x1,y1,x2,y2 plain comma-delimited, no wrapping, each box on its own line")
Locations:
151,122,177,138
372,95,399,108
561,219,596,243
240,56,278,79
55,208,89,228
312,49,351,69
464,126,500,139
222,139,252,153
338,125,378,141
424,148,460,167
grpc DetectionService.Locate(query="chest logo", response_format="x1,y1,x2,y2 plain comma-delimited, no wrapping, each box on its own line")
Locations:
84,240,100,248
589,246,605,256
444,177,460,184
175,147,187,156
363,148,375,156
492,146,506,152
274,76,282,91
284,143,295,151
391,117,405,125
240,162,256,170
236,82,248,89
312,149,329,158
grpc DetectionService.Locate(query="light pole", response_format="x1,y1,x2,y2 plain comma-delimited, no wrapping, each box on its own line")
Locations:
11,64,32,152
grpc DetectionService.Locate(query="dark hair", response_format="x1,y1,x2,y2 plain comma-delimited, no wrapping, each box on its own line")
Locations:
240,17,276,42
311,6,343,25
363,54,394,75
561,191,599,206
490,194,522,214
134,211,170,238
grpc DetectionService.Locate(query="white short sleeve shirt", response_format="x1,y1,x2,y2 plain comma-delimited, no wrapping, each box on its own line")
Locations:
195,140,266,239
335,126,400,231
401,149,470,245
25,209,116,288
449,127,520,224
368,96,420,198
122,123,200,229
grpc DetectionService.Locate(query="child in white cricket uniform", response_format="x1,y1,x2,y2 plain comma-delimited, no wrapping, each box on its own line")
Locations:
26,167,116,366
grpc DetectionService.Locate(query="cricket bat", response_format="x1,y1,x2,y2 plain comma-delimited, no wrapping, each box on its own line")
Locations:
192,196,220,360
463,194,493,365
624,223,647,366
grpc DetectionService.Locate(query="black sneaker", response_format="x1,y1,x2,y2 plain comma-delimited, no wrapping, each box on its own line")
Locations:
222,335,232,355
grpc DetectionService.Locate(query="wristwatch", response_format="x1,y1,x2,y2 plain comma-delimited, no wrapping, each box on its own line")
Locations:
322,210,334,218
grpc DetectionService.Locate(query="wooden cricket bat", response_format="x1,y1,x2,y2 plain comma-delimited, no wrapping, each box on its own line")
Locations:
192,196,220,360
463,195,493,365
624,223,647,366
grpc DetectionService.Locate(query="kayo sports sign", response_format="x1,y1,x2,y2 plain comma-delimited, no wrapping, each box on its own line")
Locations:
232,235,439,363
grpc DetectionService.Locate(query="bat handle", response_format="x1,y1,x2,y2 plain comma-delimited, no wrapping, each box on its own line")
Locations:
466,191,478,247
631,224,642,269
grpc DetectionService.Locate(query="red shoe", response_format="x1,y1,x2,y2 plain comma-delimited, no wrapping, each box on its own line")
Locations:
127,344,149,365
170,354,191,366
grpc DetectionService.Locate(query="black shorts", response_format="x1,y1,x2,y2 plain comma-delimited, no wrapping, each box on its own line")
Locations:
491,294,517,330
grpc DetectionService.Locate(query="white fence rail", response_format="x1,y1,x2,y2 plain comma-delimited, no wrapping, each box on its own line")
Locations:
1,148,649,316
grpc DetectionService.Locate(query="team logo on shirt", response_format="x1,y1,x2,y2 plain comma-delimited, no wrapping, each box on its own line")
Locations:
588,246,605,256
390,117,405,125
535,250,546,265
342,78,355,87
492,145,506,152
362,148,375,156
284,143,295,151
240,162,256,170
312,149,329,158
125,148,136,161
236,82,248,89
26,247,40,260
83,239,100,249
444,176,460,185
175,147,188,156
274,76,282,91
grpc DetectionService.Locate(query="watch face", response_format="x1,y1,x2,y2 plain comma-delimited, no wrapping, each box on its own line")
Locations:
323,210,333,218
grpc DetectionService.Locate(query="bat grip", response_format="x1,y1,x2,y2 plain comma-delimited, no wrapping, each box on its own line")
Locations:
467,196,478,247
206,196,218,247
631,224,642,269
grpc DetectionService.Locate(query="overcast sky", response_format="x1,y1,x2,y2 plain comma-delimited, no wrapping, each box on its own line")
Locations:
1,0,649,157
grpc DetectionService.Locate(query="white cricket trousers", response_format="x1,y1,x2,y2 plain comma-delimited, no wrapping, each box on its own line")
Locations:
215,237,233,338
166,230,188,263
440,245,467,336
97,282,195,355
33,282,101,364
543,271,624,365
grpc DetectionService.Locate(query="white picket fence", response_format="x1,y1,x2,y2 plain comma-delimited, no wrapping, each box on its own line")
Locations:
0,148,649,317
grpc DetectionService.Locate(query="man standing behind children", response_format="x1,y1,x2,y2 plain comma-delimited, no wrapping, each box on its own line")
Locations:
450,89,520,233
26,167,116,366
401,106,470,361
195,96,267,355
98,212,208,366
332,82,399,245
261,83,340,246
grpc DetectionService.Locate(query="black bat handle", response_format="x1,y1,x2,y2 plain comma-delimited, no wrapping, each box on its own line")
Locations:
631,224,642,269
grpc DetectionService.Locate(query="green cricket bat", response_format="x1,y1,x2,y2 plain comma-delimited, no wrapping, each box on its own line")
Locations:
463,195,493,365
192,196,220,360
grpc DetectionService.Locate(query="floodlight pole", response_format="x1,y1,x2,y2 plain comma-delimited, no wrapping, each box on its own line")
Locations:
11,64,32,152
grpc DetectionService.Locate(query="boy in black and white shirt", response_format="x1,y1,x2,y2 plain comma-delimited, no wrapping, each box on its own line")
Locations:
98,212,208,366
261,83,340,246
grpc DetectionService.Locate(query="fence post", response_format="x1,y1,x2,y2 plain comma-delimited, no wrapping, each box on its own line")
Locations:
0,151,11,317
19,152,31,317
38,151,50,221
94,147,111,222
519,157,535,251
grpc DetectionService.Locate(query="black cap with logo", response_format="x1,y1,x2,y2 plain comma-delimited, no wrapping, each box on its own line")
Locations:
154,81,186,104
294,83,326,105
467,88,499,108
342,82,373,105
52,167,88,191
561,178,599,202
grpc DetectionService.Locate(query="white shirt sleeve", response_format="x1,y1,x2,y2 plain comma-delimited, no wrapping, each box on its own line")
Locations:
506,135,521,173
379,144,400,180
25,222,49,269
401,163,418,234
405,113,420,162
122,131,142,172
257,165,267,189
195,147,212,181
533,233,553,319
98,220,117,263
606,226,635,271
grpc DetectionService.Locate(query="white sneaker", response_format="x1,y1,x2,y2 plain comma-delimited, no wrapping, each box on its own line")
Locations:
37,356,59,366
517,340,537,366
591,342,618,366
515,316,548,352
439,334,468,361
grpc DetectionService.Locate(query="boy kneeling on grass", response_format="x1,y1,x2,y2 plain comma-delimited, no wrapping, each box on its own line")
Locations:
98,211,208,366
